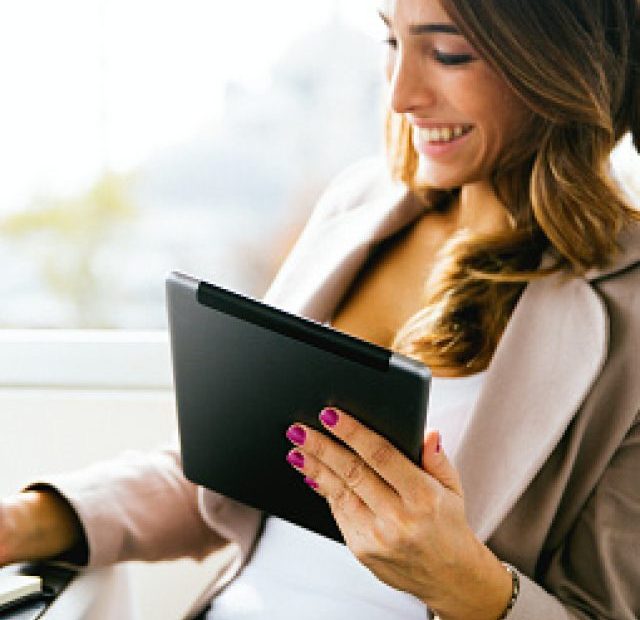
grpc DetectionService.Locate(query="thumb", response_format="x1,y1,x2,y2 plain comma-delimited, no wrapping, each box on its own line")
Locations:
422,429,463,496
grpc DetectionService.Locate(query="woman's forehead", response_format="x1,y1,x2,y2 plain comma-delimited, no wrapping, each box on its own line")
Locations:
379,0,453,26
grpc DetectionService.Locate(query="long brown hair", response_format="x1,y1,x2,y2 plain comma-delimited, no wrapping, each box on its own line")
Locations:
390,0,640,374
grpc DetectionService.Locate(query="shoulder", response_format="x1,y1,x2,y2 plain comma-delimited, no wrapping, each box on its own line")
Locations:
308,157,397,224
586,217,640,285
587,220,640,363
584,222,640,430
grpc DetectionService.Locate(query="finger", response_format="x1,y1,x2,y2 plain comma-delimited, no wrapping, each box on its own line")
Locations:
422,429,463,496
316,407,431,500
285,448,374,535
285,424,401,514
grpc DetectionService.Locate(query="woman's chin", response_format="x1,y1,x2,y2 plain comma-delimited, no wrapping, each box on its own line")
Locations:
415,158,484,191
415,169,464,191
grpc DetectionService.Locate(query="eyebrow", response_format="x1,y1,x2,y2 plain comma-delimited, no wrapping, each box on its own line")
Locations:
378,10,461,35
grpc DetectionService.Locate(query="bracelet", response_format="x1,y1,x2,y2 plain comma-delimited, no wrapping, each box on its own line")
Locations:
498,562,520,619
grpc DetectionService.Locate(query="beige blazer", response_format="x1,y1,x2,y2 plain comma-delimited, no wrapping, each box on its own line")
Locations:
46,160,640,619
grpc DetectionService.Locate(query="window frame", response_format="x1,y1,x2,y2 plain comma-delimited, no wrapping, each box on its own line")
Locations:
0,329,172,390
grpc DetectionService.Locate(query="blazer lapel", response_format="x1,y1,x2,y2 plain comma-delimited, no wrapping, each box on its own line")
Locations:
455,273,609,542
264,182,420,321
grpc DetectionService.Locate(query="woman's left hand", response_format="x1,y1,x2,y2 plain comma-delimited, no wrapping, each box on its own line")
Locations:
285,407,512,620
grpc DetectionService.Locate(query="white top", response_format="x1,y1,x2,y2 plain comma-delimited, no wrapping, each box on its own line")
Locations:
209,371,487,619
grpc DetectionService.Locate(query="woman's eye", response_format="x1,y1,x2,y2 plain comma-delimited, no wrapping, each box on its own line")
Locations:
433,50,474,66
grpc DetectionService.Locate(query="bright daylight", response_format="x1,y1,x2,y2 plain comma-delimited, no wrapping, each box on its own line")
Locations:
1,1,639,619
0,0,384,328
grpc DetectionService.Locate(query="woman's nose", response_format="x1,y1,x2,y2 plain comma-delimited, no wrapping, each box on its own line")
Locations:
388,52,436,115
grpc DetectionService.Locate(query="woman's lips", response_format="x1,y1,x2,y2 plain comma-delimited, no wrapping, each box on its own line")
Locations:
412,124,474,156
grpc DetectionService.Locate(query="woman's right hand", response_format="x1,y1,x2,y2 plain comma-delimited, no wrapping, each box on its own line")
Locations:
0,490,83,566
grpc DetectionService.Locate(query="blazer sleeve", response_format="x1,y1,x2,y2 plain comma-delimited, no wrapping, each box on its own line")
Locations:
508,409,640,620
32,443,262,569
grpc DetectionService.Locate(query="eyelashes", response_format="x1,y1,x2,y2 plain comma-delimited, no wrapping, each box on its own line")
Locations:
382,38,475,66
433,51,474,66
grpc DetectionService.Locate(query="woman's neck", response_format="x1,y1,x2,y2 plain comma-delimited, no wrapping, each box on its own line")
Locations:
447,180,513,237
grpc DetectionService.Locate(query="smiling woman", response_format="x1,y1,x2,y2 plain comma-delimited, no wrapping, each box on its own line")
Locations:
1,1,640,619
385,0,640,375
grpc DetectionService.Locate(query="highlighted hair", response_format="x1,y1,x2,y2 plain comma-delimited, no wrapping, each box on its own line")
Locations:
389,0,640,374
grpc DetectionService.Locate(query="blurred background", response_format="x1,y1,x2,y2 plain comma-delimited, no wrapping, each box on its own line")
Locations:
0,0,387,329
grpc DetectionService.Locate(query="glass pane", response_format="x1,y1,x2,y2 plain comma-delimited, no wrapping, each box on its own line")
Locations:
0,0,385,328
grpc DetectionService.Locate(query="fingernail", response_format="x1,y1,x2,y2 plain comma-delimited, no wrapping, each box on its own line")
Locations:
286,425,306,446
286,450,305,468
436,433,442,453
304,477,319,489
319,407,339,427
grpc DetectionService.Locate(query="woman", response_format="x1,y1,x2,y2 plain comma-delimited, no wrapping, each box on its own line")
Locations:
2,0,639,617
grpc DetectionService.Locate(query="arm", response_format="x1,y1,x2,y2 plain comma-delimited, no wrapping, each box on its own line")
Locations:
3,444,260,569
0,489,84,566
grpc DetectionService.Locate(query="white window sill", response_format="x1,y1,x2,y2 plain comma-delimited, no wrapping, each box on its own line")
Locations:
0,330,172,390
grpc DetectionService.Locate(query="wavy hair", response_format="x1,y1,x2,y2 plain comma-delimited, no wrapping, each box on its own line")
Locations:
389,0,640,374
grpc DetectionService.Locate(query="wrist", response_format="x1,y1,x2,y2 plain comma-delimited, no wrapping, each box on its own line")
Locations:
1,490,82,564
431,543,513,620
481,553,514,620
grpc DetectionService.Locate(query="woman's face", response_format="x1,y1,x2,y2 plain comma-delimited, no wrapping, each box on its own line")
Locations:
381,0,529,189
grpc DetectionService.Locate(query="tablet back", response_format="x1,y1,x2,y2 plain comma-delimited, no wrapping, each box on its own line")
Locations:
167,272,430,542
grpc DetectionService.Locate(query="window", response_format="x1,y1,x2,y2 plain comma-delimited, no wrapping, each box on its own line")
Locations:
0,1,384,330
0,2,638,337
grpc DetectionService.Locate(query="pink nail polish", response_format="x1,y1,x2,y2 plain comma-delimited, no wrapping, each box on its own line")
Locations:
304,477,319,489
286,425,306,446
286,450,305,468
319,407,339,427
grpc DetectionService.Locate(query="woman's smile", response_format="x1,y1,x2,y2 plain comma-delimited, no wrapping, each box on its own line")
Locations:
412,123,474,157
384,0,530,189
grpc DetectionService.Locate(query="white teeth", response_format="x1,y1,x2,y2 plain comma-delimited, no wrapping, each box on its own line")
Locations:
415,125,469,144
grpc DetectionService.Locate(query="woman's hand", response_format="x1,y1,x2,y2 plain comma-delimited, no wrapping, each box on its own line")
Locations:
285,408,512,620
0,490,82,567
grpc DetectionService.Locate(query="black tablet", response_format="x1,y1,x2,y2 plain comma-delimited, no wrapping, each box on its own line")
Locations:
166,271,431,542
